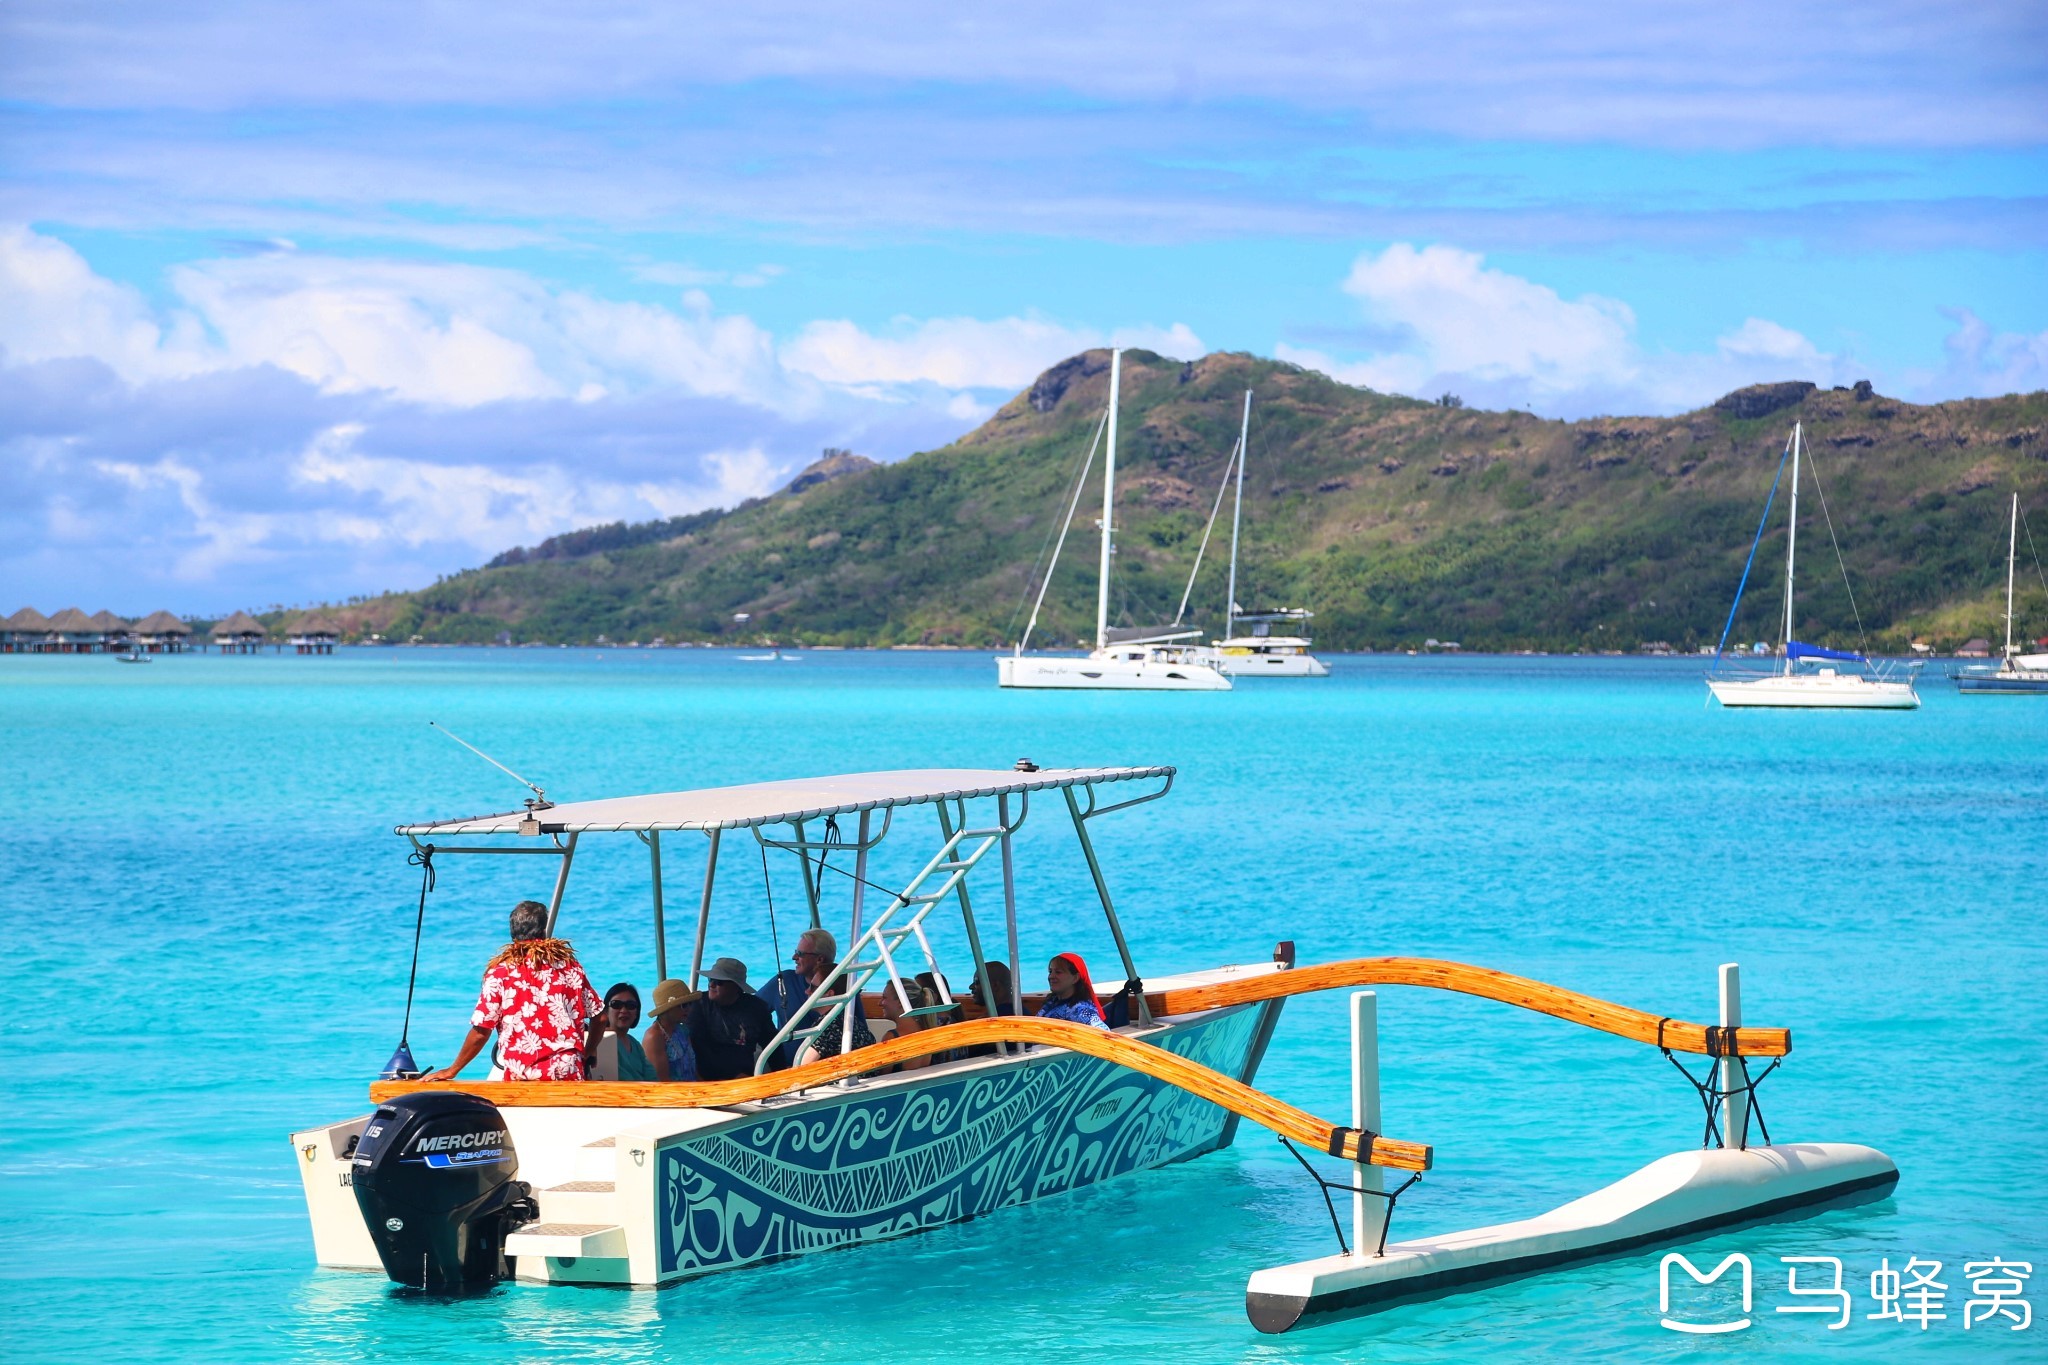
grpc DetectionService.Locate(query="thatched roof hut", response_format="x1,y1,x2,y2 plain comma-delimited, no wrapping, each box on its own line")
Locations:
90,610,132,639
133,610,191,639
211,610,267,640
288,612,342,653
2,606,52,649
45,606,101,640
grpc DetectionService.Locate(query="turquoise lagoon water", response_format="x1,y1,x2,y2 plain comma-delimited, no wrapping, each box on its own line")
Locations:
2,649,2043,1362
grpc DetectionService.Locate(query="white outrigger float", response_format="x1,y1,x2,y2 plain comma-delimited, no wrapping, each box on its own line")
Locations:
292,764,1895,1330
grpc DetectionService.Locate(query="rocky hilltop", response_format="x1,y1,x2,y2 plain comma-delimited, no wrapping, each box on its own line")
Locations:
312,351,2048,652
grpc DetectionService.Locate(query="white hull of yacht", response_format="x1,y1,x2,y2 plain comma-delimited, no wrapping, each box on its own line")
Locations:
1213,650,1331,678
998,652,1232,690
1707,674,1920,709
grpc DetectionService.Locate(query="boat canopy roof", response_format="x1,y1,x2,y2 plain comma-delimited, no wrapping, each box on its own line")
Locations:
1102,625,1202,645
398,766,1172,836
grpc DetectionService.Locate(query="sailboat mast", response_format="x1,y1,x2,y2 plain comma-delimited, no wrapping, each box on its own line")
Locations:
1782,423,1801,672
1096,349,1121,651
1226,389,1251,641
2007,492,2019,659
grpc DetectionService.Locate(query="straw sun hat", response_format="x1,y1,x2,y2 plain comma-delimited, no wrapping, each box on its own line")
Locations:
652,979,703,1016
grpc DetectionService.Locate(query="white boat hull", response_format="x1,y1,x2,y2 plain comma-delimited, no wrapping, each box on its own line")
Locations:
1707,675,1919,709
1247,1142,1898,1332
296,995,1279,1286
1214,652,1331,678
998,653,1232,690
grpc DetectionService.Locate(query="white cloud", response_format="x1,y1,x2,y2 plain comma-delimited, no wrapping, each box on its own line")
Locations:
1280,242,1862,416
1927,308,2048,397
0,226,210,382
782,315,1203,389
9,3,2041,148
293,423,780,555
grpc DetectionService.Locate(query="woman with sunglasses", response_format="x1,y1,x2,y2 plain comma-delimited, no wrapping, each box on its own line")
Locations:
585,981,657,1081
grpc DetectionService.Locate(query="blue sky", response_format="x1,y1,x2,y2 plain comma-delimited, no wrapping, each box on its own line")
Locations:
3,1,2045,614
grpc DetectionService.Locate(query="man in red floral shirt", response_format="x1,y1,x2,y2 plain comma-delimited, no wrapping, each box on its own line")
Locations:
425,900,603,1082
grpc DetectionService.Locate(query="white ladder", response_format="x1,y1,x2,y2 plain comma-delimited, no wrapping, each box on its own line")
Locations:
753,821,1004,1074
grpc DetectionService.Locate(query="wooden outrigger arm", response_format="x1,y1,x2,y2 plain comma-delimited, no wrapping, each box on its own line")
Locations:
370,1015,1434,1172
1150,958,1792,1058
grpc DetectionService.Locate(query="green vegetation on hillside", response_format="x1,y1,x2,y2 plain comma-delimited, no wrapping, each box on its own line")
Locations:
303,352,2048,653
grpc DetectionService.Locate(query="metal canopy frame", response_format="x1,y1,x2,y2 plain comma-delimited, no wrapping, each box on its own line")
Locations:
395,767,1174,1047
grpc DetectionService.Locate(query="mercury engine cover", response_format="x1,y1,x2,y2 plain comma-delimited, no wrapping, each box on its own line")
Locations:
350,1091,534,1291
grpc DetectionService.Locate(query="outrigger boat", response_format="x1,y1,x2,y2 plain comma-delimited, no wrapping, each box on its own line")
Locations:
293,764,1896,1329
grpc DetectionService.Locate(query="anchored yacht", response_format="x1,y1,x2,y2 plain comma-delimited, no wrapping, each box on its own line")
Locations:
1953,494,2048,695
998,350,1231,691
1706,422,1919,709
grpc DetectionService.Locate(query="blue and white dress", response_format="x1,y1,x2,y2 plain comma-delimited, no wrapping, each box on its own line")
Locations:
1037,996,1110,1031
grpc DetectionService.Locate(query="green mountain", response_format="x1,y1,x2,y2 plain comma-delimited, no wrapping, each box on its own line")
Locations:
315,351,2048,653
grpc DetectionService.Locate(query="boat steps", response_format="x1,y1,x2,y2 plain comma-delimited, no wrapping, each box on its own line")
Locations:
503,1222,627,1259
537,1180,619,1223
572,1136,616,1182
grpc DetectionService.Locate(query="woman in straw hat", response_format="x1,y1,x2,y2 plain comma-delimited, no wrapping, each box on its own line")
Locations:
644,978,703,1082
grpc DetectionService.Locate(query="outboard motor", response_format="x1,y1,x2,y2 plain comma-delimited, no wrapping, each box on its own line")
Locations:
350,1091,534,1291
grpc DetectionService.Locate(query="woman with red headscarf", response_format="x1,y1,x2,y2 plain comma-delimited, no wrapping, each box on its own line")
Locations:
1038,952,1110,1031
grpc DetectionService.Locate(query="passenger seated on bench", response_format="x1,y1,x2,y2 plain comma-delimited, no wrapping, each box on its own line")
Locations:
1038,952,1109,1031
691,957,784,1080
644,979,701,1082
586,982,656,1081
963,960,1017,1058
870,978,935,1073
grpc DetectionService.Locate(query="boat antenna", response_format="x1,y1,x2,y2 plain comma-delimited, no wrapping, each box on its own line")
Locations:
428,720,552,810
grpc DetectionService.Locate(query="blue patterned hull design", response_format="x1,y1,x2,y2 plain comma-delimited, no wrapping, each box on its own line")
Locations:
657,1004,1264,1277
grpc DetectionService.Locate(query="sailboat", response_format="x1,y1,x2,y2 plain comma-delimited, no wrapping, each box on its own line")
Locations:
1953,494,2048,695
1183,392,1331,678
998,351,1232,691
1706,422,1920,710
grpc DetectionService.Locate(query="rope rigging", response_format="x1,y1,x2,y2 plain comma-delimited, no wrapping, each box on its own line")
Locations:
1797,439,1872,656
1655,1016,1780,1150
1714,431,1793,659
1277,1136,1424,1258
381,843,435,1079
1012,405,1111,651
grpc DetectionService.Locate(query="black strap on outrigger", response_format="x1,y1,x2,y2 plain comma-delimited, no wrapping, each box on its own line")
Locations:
1656,1016,1780,1149
1277,1135,1422,1258
380,843,435,1080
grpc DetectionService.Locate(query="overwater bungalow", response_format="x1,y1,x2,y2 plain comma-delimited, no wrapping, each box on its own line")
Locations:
211,610,269,655
288,613,341,655
44,607,105,653
2,607,53,653
91,610,133,649
132,610,193,653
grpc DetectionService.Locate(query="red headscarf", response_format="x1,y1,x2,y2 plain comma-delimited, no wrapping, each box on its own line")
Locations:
1052,952,1104,1021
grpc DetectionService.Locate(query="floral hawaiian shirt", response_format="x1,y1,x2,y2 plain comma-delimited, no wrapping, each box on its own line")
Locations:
471,950,601,1081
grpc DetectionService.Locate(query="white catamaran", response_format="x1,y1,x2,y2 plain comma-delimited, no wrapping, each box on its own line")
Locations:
292,761,1896,1331
1706,422,1920,709
1953,493,2048,695
998,350,1232,691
